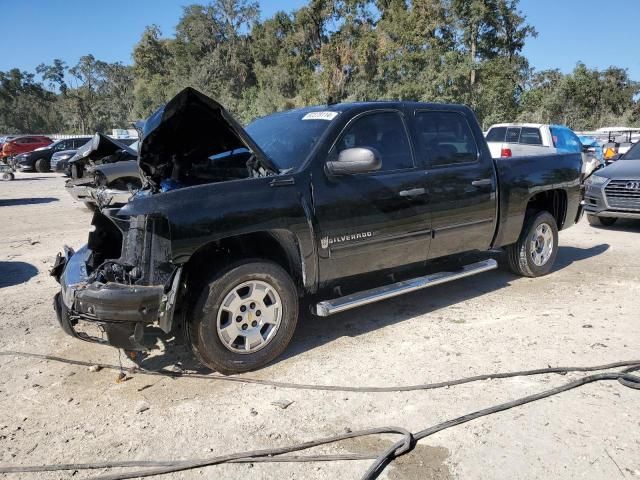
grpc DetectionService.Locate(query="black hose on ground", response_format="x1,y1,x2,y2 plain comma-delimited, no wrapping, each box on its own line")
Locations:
1,350,639,393
0,351,638,479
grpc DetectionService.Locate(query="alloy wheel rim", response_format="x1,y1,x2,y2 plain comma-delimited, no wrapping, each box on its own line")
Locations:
216,280,282,354
530,222,554,267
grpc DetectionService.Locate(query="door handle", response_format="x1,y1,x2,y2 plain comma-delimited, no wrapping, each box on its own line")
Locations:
471,179,493,187
399,188,426,197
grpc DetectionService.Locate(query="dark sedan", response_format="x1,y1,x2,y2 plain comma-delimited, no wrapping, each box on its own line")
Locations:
13,137,91,172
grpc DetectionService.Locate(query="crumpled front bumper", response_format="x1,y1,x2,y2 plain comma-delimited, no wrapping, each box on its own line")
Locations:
52,245,166,350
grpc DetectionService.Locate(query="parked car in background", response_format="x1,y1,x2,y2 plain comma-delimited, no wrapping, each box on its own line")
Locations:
13,136,91,172
51,137,136,175
65,134,139,209
578,135,605,180
584,140,640,226
70,160,142,210
51,149,78,175
67,134,137,179
0,135,19,153
1,135,53,160
485,123,584,159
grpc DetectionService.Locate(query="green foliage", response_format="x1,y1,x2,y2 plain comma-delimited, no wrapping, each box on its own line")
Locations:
518,63,640,130
1,0,638,135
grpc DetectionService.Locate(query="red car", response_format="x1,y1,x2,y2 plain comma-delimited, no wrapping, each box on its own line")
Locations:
1,135,53,159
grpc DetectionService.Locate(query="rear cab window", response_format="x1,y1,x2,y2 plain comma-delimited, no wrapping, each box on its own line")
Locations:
519,127,543,145
505,128,521,143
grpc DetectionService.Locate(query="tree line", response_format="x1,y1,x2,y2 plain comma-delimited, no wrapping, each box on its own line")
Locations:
1,0,638,135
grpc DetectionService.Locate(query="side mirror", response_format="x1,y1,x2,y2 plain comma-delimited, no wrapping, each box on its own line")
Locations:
582,145,596,153
326,147,381,175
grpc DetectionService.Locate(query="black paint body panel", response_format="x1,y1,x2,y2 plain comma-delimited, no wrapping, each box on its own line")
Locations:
117,101,582,293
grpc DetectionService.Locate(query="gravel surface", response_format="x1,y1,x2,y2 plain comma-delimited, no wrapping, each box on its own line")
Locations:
1,172,639,479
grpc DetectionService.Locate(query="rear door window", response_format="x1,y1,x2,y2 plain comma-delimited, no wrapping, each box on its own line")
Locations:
505,128,521,143
519,127,543,145
414,111,478,167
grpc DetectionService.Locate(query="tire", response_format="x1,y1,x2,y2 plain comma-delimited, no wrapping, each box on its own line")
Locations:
187,260,299,374
587,214,617,227
506,211,559,277
1,172,14,181
35,158,50,173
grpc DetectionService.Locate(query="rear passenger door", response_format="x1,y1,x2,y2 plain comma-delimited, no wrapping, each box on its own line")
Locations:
411,110,497,259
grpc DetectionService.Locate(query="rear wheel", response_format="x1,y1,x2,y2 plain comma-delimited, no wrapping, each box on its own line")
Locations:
187,260,298,374
1,172,14,181
35,158,50,173
506,211,558,277
587,214,617,227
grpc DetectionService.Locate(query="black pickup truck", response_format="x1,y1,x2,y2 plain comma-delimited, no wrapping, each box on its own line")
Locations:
52,88,583,374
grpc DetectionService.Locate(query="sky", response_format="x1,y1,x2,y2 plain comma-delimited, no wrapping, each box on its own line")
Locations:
1,0,638,81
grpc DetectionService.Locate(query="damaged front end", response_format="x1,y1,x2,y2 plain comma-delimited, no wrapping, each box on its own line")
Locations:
52,87,276,351
51,210,182,350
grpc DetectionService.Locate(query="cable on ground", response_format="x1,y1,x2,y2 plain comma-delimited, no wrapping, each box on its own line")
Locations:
0,351,637,479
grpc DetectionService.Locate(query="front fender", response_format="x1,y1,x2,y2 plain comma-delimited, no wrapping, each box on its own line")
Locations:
118,175,318,290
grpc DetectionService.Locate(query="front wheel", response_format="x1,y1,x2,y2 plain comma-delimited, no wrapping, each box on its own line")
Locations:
506,211,559,277
587,214,617,227
35,158,50,173
187,260,299,374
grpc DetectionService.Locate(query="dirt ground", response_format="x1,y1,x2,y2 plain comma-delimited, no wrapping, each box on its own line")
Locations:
1,172,639,480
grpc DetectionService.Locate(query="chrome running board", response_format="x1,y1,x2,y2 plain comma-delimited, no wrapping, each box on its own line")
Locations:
314,259,498,317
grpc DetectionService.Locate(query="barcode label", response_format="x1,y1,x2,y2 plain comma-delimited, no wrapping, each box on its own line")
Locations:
302,111,339,121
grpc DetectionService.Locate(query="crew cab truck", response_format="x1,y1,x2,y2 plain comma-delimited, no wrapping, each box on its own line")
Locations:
52,88,583,374
485,123,583,158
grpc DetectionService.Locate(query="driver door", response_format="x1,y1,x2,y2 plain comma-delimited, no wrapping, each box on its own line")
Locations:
312,110,432,284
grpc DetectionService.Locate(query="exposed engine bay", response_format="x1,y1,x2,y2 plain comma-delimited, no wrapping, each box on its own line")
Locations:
138,87,275,193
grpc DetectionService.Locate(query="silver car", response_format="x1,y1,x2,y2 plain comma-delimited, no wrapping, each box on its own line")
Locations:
584,141,640,226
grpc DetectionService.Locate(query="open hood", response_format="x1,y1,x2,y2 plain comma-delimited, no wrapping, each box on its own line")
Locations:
70,133,137,164
138,87,276,189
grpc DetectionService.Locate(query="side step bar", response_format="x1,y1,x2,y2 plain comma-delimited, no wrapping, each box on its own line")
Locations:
315,259,498,317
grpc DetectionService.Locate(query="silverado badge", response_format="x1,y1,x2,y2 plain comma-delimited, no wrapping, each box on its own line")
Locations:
321,231,373,249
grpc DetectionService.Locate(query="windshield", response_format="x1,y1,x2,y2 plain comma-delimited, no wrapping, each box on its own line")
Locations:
622,141,640,160
245,109,337,171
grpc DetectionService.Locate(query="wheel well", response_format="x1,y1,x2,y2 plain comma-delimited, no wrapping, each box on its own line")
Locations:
525,189,567,229
182,231,303,295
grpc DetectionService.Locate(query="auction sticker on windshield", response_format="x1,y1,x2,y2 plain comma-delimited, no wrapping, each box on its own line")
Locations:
302,111,339,121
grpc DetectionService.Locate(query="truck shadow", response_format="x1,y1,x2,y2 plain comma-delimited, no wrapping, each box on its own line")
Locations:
137,243,609,373
0,197,59,207
282,243,610,364
0,261,39,288
551,243,609,270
